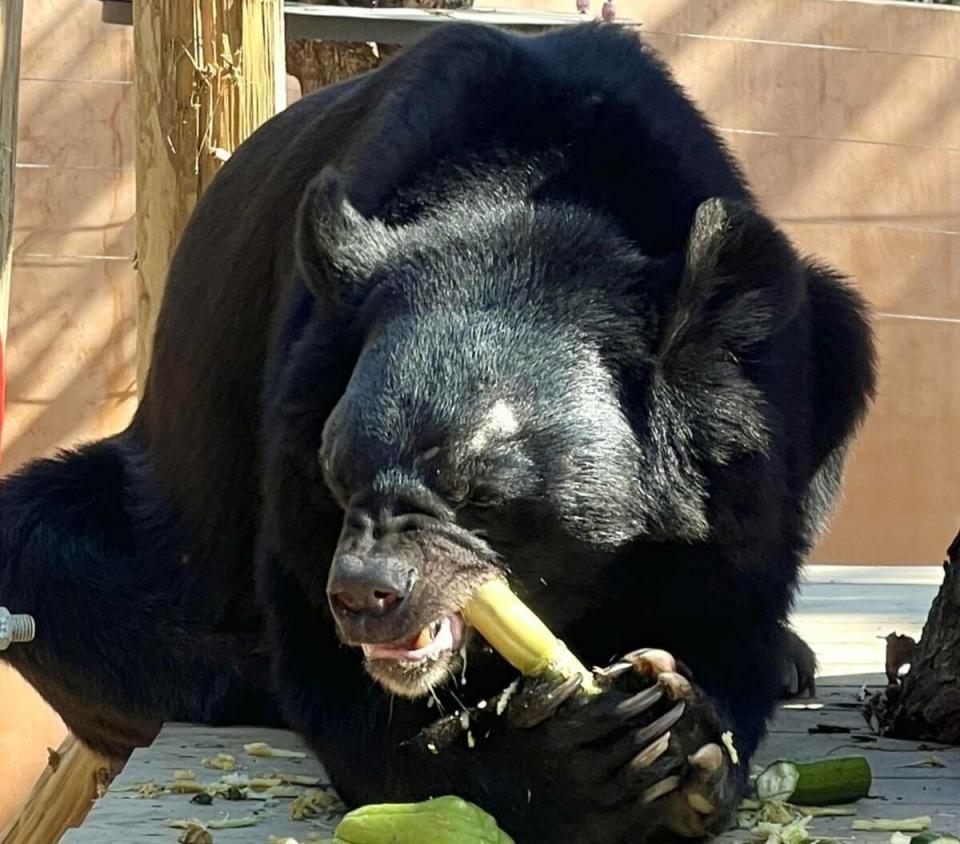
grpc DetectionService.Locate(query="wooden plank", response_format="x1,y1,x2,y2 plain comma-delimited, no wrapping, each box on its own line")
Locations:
16,78,135,171
721,131,960,236
722,807,960,843
802,567,946,587
791,616,927,632
795,595,937,618
0,254,138,472
644,31,960,151
62,587,958,842
779,225,960,325
813,320,960,568
12,165,135,259
25,0,133,82
105,2,590,42
133,0,285,394
786,580,936,677
284,3,588,43
766,705,870,734
65,680,960,842
805,674,885,689
0,0,24,351
755,735,960,777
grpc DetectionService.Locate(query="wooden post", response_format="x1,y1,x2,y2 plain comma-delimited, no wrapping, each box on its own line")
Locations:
0,0,24,353
133,0,285,394
0,736,121,844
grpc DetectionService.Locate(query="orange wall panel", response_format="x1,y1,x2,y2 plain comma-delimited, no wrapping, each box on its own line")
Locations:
0,0,137,828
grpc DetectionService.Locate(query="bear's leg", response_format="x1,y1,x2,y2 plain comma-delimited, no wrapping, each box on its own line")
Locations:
0,435,278,757
778,626,818,699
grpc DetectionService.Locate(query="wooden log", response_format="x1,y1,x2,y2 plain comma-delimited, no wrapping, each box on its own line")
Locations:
0,0,24,352
286,37,398,96
285,0,472,98
133,0,285,394
866,526,960,743
0,735,121,844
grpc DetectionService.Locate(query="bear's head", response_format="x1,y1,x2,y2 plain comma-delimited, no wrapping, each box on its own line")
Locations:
286,165,804,698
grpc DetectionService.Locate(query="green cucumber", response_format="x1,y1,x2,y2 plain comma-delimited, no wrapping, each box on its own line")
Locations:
333,795,515,844
755,756,871,805
910,834,960,844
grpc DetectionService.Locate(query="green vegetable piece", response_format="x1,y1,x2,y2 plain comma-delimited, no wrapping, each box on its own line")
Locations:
910,834,960,844
780,816,814,844
463,578,599,693
852,817,931,833
755,756,871,805
333,795,515,844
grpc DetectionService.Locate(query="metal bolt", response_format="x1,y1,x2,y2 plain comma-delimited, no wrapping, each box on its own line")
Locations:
0,607,36,651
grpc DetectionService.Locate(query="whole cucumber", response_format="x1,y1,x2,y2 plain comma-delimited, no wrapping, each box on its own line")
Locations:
755,757,871,805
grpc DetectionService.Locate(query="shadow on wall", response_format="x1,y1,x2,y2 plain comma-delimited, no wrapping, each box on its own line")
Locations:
0,0,137,829
2,0,137,476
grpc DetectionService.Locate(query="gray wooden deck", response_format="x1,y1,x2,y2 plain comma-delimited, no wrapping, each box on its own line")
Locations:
62,567,958,843
793,566,942,678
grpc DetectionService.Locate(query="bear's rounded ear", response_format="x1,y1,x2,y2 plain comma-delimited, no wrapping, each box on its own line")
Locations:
656,198,805,369
294,167,393,311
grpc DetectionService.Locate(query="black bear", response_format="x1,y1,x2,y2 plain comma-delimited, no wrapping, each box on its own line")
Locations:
0,22,872,843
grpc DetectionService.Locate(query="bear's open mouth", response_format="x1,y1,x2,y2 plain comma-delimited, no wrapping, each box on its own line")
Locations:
360,614,466,663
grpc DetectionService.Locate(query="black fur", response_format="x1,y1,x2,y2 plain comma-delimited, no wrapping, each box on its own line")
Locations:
0,23,874,842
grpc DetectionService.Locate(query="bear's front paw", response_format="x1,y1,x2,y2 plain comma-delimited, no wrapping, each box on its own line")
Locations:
599,648,742,838
503,648,741,843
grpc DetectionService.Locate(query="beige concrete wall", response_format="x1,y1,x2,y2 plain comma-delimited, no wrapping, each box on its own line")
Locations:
4,0,137,472
478,0,960,566
0,0,136,828
646,4,960,567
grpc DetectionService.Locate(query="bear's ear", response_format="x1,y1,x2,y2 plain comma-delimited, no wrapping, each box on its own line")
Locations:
656,198,804,371
295,167,394,311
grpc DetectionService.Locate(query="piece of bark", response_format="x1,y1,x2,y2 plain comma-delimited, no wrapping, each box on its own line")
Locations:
883,632,917,685
865,525,960,743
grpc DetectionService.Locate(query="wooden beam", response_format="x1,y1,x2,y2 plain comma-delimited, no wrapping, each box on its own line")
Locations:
133,0,285,394
282,3,585,43
0,0,24,353
105,2,590,43
0,735,121,844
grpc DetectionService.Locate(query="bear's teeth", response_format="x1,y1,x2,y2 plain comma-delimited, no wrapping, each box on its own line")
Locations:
412,624,435,650
410,620,443,650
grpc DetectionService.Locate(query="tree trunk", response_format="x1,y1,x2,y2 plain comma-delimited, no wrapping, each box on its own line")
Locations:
865,526,960,743
286,39,399,96
285,0,472,98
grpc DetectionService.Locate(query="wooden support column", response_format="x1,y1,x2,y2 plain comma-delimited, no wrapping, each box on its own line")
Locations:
134,0,285,394
0,0,24,352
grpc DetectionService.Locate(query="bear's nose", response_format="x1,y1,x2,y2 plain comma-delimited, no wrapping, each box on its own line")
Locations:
327,554,417,617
